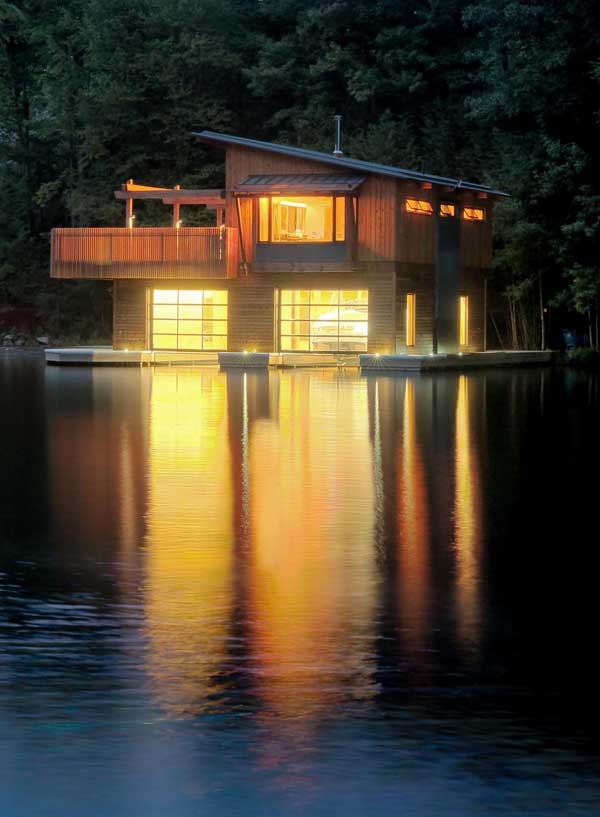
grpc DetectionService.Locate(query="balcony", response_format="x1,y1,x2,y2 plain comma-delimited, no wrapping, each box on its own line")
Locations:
50,226,238,280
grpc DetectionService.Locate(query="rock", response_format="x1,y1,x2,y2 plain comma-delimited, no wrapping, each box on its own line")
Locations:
36,336,49,345
3,339,13,347
3,334,13,341
15,339,25,346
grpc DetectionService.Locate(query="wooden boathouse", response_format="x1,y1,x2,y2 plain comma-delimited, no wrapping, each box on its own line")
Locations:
50,128,508,357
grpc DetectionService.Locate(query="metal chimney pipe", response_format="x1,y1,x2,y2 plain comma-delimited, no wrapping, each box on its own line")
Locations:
333,115,343,158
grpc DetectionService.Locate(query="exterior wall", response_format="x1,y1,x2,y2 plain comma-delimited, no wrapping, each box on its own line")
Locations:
395,264,435,354
113,280,148,350
112,270,396,354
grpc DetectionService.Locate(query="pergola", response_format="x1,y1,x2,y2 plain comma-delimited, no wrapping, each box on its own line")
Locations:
114,180,226,228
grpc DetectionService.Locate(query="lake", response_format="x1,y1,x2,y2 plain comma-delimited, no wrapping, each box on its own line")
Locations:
0,353,598,816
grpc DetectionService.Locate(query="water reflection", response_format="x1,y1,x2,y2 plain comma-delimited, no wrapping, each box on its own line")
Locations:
2,358,600,815
143,370,234,717
454,375,482,657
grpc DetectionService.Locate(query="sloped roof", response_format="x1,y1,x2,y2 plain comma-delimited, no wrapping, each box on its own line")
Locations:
235,173,366,194
194,130,509,198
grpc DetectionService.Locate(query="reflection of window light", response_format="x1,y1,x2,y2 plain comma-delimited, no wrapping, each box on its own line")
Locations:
406,198,433,216
463,207,485,221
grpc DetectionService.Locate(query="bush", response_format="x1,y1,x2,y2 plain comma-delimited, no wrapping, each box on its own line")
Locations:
565,347,600,368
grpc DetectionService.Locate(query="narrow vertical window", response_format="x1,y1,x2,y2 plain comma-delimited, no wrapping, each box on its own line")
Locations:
406,293,416,347
258,197,269,242
335,197,345,241
459,295,469,346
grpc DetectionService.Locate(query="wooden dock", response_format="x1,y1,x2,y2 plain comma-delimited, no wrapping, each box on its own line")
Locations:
45,347,553,370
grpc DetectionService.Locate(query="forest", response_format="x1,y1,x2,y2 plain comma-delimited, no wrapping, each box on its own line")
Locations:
1,0,600,349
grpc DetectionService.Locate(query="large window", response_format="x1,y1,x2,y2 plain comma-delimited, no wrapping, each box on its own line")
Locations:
152,289,227,351
258,196,345,243
279,289,368,352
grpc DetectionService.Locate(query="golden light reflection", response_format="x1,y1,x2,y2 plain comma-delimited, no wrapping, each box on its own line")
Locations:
454,375,482,655
143,369,234,716
397,378,430,656
246,371,377,724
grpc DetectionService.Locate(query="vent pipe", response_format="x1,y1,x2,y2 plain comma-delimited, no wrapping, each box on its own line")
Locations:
333,115,343,158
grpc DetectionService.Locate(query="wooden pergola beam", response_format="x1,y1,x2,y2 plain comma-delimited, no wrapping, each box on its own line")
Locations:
114,188,226,203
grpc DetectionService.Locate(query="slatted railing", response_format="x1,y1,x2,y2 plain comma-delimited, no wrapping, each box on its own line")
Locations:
50,227,239,279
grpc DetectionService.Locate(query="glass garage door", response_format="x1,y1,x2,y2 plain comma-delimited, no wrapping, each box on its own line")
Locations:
152,289,227,351
279,289,368,352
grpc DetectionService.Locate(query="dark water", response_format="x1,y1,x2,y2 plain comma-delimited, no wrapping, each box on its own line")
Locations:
1,352,599,816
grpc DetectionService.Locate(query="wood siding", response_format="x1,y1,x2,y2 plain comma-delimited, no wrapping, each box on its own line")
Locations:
51,227,236,279
395,263,436,354
113,281,148,349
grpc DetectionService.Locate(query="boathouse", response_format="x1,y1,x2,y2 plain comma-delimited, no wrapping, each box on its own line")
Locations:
50,129,508,356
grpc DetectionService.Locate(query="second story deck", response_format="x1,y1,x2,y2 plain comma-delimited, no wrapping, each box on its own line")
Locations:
50,226,239,280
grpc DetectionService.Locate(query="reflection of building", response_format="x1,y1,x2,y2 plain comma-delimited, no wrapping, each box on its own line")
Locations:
46,367,147,567
244,372,378,720
143,369,234,716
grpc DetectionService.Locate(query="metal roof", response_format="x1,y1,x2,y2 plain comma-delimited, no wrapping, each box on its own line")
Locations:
194,130,509,198
235,173,366,194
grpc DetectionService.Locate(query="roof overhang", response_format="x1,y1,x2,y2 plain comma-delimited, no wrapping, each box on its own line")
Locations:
194,130,509,200
234,173,366,196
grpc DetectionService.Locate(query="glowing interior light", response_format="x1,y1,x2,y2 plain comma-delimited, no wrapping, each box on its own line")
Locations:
463,207,485,222
279,200,307,208
405,198,433,216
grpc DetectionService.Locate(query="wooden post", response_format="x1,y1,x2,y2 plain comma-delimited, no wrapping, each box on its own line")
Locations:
125,197,133,228
173,185,181,227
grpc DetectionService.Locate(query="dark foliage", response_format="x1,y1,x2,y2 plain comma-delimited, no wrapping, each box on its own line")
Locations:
1,0,599,346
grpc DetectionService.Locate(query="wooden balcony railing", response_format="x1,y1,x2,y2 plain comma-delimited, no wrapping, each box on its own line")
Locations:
50,226,239,279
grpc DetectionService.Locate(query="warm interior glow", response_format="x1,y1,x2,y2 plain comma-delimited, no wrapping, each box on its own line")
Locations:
279,289,368,352
259,196,345,242
406,293,416,347
152,289,227,351
405,198,433,216
463,206,485,221
459,295,469,347
440,203,456,217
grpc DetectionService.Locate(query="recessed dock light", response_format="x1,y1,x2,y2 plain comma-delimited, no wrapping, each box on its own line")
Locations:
243,350,248,355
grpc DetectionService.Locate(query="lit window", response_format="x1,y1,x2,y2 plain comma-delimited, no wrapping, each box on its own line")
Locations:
152,289,227,351
405,198,433,216
258,197,269,242
279,289,368,352
459,295,469,346
258,197,346,243
440,203,456,217
406,293,416,347
463,207,485,221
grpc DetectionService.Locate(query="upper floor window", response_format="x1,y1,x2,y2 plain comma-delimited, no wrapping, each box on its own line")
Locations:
258,196,345,243
406,198,433,216
463,206,485,222
439,203,456,217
